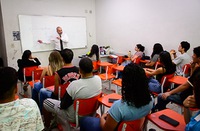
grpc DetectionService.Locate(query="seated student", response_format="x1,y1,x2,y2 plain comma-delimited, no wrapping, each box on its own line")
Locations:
39,48,80,113
190,46,200,76
32,51,63,105
86,44,100,61
145,51,176,93
183,67,200,130
17,50,41,82
131,44,145,62
153,46,200,111
43,57,102,129
80,63,154,131
0,67,44,130
121,44,145,66
170,41,191,76
145,43,163,69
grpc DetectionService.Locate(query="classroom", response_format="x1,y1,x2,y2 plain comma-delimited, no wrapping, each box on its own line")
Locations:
0,0,199,68
0,0,200,130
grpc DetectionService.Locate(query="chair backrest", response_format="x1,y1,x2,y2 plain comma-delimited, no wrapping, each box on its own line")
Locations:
31,68,43,88
133,57,141,65
182,64,191,77
160,73,174,93
92,61,100,71
118,56,124,64
73,93,102,128
58,82,70,100
42,75,55,88
154,61,162,70
23,66,38,82
117,117,146,131
32,69,43,81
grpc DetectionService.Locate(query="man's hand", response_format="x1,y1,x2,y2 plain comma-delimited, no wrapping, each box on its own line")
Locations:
161,92,171,100
183,95,197,108
56,36,61,40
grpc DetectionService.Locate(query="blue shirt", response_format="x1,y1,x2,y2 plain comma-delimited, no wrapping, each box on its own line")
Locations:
185,111,200,131
108,98,154,122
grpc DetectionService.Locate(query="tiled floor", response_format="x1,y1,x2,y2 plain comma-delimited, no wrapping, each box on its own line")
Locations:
17,80,185,131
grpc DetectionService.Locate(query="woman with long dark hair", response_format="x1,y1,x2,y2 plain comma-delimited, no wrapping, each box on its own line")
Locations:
79,63,154,131
87,44,99,61
145,43,163,68
145,51,176,93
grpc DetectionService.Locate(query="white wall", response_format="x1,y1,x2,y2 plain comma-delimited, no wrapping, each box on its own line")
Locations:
0,0,96,68
95,0,200,57
1,0,200,69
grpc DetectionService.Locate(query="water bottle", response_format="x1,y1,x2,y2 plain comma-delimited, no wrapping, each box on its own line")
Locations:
128,51,131,58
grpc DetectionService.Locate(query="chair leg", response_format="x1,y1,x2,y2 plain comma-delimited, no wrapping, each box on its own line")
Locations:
100,104,105,116
108,80,111,90
115,85,118,94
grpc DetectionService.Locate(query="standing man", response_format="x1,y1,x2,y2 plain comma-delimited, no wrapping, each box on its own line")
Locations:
38,26,69,51
170,41,191,76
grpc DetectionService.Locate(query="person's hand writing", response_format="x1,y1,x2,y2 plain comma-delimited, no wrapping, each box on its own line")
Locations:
183,95,197,108
161,92,171,100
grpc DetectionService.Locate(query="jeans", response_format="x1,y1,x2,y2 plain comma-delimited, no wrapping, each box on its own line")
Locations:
32,82,43,104
80,117,101,131
154,93,182,111
39,88,53,113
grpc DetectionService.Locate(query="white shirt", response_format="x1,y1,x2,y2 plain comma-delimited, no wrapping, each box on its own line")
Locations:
0,98,44,131
51,33,69,50
173,52,191,76
66,75,102,122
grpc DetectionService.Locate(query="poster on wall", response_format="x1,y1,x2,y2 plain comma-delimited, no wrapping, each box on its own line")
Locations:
13,31,20,41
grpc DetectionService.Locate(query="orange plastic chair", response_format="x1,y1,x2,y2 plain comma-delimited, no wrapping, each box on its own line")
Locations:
160,73,175,93
154,61,162,70
69,93,102,129
23,66,38,82
28,68,43,88
92,61,100,75
147,109,186,131
182,64,191,77
42,75,55,92
20,66,38,96
133,57,141,65
117,117,146,131
58,82,70,101
98,64,116,90
112,78,122,94
151,73,174,97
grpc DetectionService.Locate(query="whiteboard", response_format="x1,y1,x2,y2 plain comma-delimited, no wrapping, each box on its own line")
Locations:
18,15,87,52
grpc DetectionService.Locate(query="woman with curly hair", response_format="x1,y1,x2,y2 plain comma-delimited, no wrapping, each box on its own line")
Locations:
32,51,63,105
80,63,154,131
